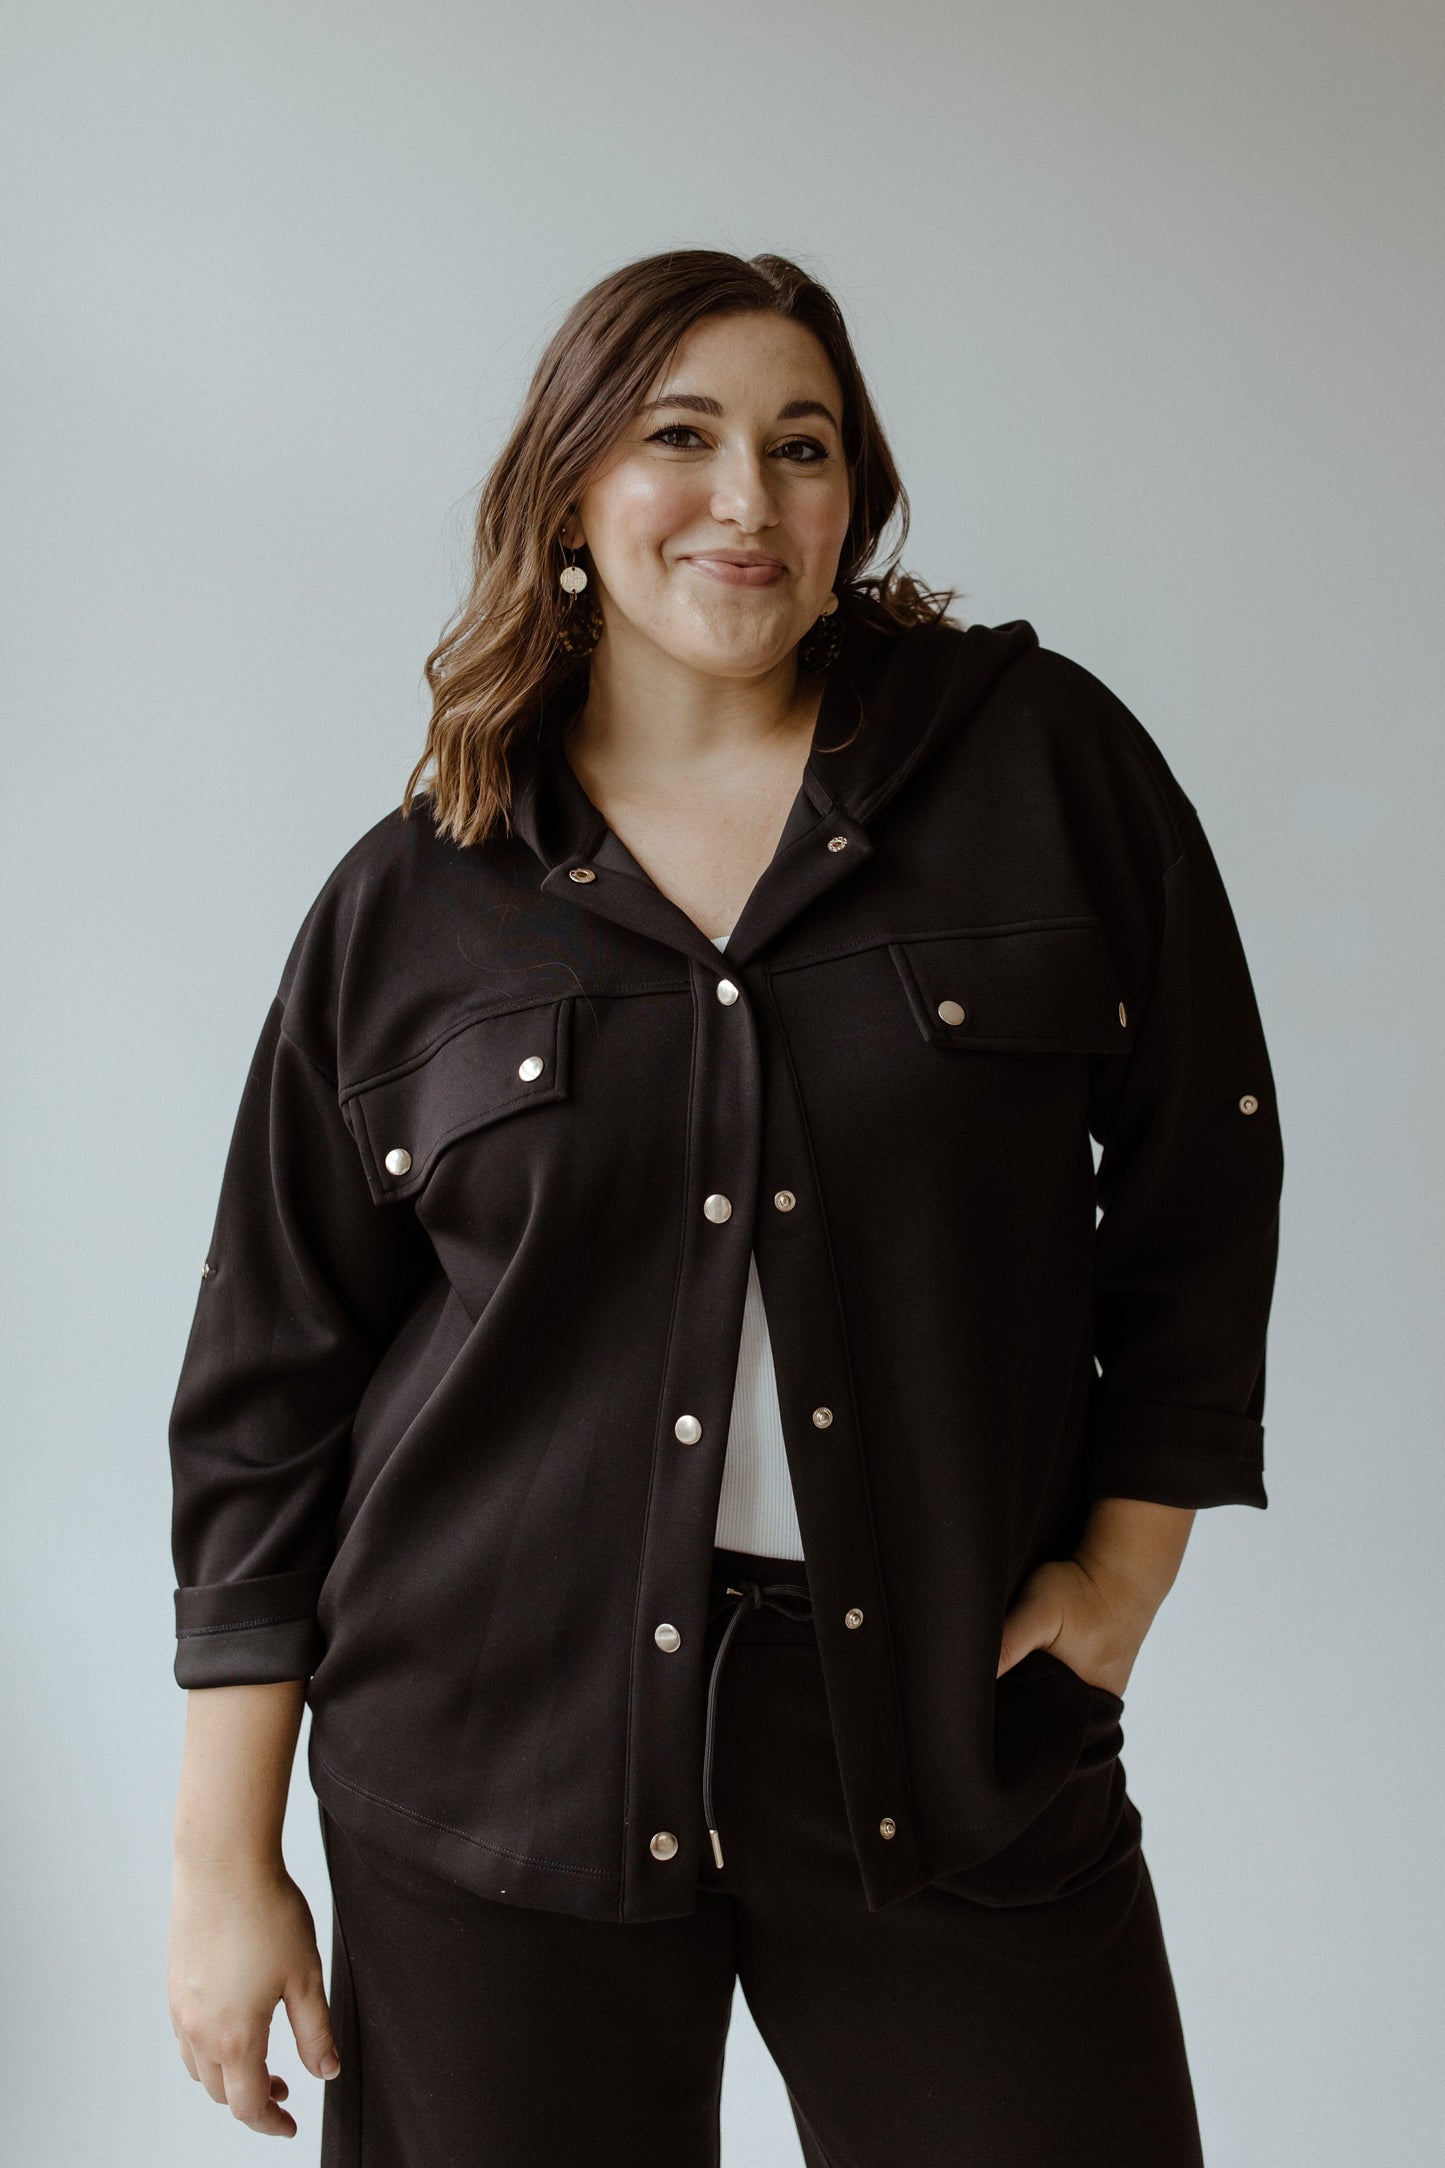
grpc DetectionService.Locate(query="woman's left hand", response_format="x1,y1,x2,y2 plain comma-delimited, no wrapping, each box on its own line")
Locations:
996,1554,1154,1700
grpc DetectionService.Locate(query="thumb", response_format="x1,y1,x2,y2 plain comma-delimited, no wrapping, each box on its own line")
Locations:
283,1970,341,2080
996,1587,1063,1681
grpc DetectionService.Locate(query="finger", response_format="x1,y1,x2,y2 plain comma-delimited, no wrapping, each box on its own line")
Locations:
996,1641,1040,1680
995,1602,1060,1678
222,2052,295,2136
241,2092,297,2138
284,1970,341,2081
996,1611,1043,1677
252,2073,298,2136
192,2050,228,2106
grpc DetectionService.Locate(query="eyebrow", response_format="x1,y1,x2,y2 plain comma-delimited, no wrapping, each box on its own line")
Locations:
638,392,840,430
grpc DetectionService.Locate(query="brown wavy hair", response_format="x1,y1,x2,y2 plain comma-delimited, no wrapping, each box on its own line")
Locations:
402,249,966,848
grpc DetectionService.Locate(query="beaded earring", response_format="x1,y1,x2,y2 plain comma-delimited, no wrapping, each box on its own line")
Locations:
798,591,843,673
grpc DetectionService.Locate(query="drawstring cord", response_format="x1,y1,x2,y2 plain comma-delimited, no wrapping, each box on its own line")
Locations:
703,1575,814,1869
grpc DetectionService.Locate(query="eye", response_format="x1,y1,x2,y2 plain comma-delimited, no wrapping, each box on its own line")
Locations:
645,425,830,462
647,424,707,448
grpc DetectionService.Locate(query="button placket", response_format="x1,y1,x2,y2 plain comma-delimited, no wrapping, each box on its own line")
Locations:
739,966,928,1907
625,948,766,1906
532,810,928,1915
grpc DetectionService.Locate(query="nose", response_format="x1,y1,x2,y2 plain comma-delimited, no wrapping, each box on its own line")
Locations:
707,447,781,536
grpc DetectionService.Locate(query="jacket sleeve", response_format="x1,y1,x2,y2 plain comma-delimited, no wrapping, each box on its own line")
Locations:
169,991,435,1687
1085,788,1285,1509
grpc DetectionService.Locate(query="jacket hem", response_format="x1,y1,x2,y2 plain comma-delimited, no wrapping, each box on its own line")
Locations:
307,1742,645,1923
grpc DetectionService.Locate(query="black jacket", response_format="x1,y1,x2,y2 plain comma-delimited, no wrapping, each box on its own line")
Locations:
168,610,1284,1923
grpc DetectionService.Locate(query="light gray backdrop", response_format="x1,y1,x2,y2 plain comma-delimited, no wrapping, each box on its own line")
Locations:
3,3,1440,2162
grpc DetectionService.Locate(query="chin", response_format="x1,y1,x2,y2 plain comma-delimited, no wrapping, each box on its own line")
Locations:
668,621,799,679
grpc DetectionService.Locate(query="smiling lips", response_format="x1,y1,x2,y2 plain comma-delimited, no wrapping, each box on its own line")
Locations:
682,552,786,587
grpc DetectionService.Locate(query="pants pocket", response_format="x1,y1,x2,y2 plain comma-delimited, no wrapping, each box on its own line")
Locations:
932,1653,1141,1908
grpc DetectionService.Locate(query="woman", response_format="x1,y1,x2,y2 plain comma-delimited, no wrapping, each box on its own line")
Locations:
167,249,1284,2165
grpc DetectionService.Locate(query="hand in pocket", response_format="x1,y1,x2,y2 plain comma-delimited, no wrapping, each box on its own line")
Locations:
996,1554,1149,1702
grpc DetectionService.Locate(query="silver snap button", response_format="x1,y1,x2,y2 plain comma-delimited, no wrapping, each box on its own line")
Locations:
703,1193,732,1222
845,1607,864,1629
716,978,739,1005
1239,1094,1259,1114
937,999,966,1026
812,1407,833,1428
518,1055,544,1081
774,1189,796,1211
826,835,848,853
674,1414,703,1445
654,1623,681,1653
568,866,596,883
384,1148,413,1176
879,1816,897,1840
650,1830,679,1860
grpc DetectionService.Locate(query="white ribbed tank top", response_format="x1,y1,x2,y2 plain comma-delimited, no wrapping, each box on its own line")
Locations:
709,930,805,1561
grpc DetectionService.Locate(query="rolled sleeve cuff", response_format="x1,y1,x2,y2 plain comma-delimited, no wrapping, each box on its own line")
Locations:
173,1566,328,1687
1085,1397,1268,1510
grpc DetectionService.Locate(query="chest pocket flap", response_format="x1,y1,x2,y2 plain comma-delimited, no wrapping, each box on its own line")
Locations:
889,920,1134,1053
343,997,573,1205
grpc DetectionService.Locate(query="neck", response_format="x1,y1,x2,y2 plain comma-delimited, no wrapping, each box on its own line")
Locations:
565,623,823,785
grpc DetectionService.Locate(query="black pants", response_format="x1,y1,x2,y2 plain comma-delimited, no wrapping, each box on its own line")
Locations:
317,1546,1205,2167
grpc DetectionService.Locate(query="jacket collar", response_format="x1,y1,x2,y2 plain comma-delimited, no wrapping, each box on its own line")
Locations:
504,610,1039,970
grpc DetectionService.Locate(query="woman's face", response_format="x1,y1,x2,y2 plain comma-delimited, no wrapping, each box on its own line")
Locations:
567,311,854,682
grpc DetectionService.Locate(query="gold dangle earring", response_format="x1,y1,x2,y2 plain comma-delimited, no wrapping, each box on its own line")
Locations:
557,532,603,657
798,591,843,673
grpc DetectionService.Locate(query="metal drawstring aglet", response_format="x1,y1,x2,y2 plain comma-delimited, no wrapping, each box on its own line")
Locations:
708,1827,725,1869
